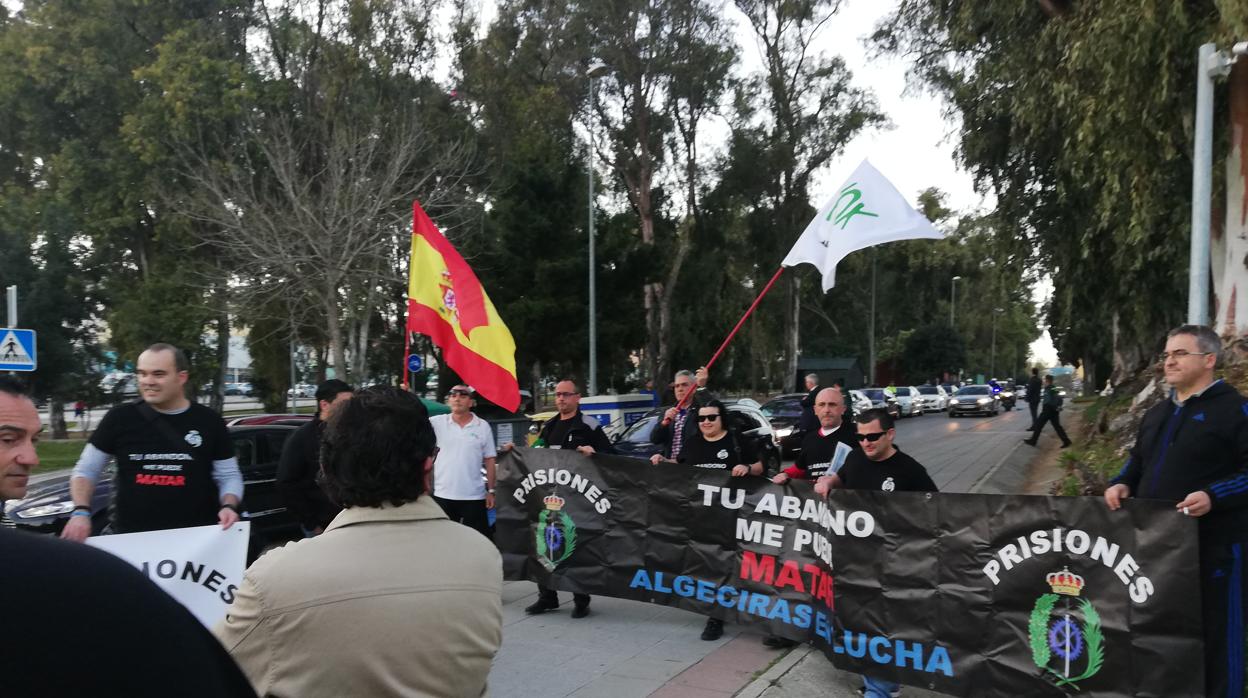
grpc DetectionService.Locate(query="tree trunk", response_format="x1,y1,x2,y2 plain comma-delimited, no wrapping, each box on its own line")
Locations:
325,292,347,379
1214,61,1248,340
656,222,693,386
50,400,68,440
351,279,379,386
784,274,800,391
211,286,228,413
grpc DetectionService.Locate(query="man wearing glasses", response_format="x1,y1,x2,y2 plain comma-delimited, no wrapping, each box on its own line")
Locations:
650,367,712,461
1104,324,1248,698
523,378,612,617
823,407,936,698
429,385,496,537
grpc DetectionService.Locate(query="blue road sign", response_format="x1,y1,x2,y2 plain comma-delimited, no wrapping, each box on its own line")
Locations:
0,329,36,372
406,354,423,373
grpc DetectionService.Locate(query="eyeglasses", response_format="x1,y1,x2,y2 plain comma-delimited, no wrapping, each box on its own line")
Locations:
1158,350,1212,362
856,431,887,443
448,390,472,397
554,391,579,398
695,414,721,422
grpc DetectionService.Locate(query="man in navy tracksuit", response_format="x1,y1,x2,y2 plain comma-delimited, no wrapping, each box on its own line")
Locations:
1104,325,1248,697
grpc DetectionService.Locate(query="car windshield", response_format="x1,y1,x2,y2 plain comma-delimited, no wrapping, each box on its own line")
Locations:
862,389,886,400
617,413,661,444
761,399,803,419
917,386,938,395
956,386,990,396
895,387,911,396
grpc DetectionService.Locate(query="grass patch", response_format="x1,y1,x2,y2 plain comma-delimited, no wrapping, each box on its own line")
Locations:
36,439,86,471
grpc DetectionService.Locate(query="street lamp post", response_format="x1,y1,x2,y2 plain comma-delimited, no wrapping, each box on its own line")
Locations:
990,307,1004,378
950,276,962,327
586,60,609,396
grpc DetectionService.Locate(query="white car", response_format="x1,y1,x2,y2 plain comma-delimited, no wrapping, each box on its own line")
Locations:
915,385,948,412
848,389,872,415
891,386,924,417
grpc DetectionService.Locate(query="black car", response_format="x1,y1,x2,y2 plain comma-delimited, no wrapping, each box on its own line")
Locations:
611,400,783,476
5,425,304,558
760,393,808,456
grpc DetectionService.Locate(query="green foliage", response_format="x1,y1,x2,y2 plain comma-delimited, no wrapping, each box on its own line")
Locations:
902,324,966,384
876,0,1232,376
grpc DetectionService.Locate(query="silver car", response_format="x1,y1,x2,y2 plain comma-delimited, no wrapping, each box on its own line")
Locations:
891,386,924,418
948,385,1000,417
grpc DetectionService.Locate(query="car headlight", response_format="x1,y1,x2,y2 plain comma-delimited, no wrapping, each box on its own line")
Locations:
977,397,991,404
1000,391,1013,398
14,501,78,519
774,427,793,439
949,399,960,405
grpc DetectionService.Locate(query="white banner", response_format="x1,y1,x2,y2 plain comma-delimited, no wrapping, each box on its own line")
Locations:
87,523,250,628
782,158,944,291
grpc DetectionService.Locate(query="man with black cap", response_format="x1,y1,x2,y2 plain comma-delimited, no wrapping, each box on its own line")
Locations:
430,384,497,537
277,379,353,536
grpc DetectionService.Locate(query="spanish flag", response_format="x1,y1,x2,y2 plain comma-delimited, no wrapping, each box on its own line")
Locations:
406,201,519,412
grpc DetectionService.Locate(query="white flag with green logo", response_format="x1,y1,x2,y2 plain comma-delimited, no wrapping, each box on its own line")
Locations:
782,159,944,291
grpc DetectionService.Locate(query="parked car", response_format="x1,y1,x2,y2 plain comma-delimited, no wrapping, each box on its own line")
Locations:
915,385,948,412
847,389,872,415
860,388,901,419
610,400,784,476
226,413,312,427
4,424,305,561
286,383,316,399
948,385,1000,417
759,393,808,456
890,386,924,418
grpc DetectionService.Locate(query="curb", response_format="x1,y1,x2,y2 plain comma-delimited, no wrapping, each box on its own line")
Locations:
734,646,813,698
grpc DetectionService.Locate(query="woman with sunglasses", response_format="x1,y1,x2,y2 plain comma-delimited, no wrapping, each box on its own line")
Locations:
650,399,761,641
650,400,763,478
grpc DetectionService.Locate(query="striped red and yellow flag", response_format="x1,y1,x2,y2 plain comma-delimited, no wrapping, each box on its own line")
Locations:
406,201,519,412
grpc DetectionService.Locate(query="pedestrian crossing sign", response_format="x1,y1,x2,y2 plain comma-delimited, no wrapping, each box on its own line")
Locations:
0,329,36,371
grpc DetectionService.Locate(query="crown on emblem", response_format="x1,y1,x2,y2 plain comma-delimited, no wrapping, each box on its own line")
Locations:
543,494,566,511
1046,567,1085,596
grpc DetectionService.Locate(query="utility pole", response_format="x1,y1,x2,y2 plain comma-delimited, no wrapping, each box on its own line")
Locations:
586,60,610,396
868,251,877,385
6,285,16,327
1190,42,1247,324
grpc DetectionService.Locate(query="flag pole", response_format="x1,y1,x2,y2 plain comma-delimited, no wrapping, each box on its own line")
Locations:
676,265,786,410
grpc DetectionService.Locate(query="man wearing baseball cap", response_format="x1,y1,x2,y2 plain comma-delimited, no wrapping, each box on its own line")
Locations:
429,385,497,537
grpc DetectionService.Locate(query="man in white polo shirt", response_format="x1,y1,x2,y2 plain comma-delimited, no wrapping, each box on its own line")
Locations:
430,384,497,537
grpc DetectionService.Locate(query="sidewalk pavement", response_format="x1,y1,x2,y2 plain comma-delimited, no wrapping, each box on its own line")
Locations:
490,581,948,697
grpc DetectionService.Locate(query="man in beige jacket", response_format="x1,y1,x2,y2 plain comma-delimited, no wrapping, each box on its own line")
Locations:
215,387,503,697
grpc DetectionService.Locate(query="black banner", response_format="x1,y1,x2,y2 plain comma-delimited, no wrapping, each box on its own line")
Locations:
497,448,1203,697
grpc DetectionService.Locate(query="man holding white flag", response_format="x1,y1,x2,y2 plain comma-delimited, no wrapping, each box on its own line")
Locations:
782,159,945,290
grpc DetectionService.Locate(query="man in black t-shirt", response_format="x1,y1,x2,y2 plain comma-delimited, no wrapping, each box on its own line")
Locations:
835,408,937,493
774,387,858,489
504,379,609,618
828,408,936,698
277,379,353,536
61,344,242,541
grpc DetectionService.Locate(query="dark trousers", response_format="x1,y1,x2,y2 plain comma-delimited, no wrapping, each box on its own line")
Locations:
538,585,590,608
1201,540,1248,697
1029,407,1071,445
433,496,491,538
1027,400,1040,429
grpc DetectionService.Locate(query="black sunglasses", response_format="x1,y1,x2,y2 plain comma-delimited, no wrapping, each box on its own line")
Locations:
695,414,721,422
856,431,887,442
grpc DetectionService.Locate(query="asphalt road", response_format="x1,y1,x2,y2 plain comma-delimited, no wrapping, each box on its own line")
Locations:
885,402,1035,493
